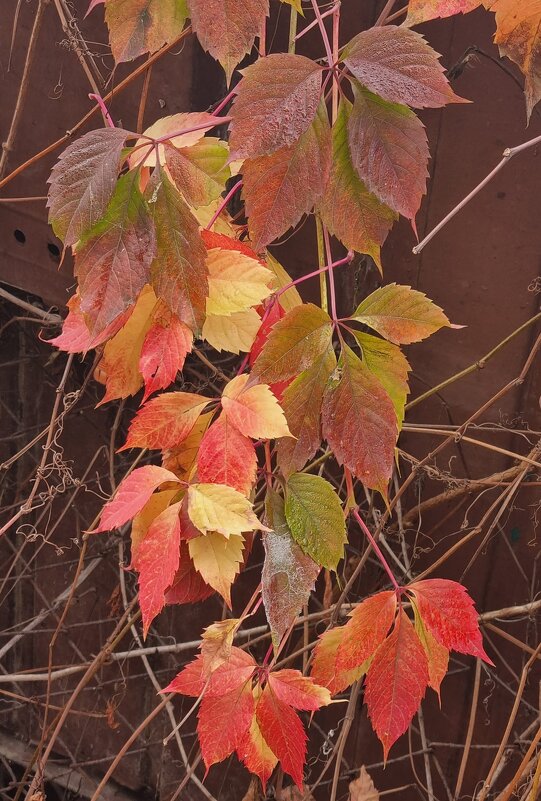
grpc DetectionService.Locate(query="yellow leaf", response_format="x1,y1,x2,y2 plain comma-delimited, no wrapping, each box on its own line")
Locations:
202,308,262,353
193,200,236,234
222,374,291,439
200,618,241,674
188,531,245,604
206,247,273,316
266,252,302,313
130,488,179,557
129,112,219,168
98,285,157,404
187,483,267,537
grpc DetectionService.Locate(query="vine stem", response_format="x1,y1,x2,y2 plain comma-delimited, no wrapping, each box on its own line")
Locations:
205,179,243,229
310,0,334,67
323,225,339,321
351,507,400,592
413,133,541,255
88,93,114,128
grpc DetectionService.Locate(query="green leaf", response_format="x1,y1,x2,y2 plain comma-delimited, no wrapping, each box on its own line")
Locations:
148,168,208,333
351,283,451,344
348,82,429,220
251,303,333,384
75,170,156,337
284,472,346,570
352,331,410,430
318,97,396,270
277,345,336,477
243,101,331,250
165,139,231,208
322,344,397,495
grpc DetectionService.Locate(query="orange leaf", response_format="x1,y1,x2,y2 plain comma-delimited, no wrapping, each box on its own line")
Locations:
311,627,366,695
165,540,215,605
237,703,278,791
222,374,291,440
121,391,209,451
336,591,398,673
406,0,483,26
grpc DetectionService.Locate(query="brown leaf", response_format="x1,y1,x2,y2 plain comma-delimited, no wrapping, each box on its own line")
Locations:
348,766,379,801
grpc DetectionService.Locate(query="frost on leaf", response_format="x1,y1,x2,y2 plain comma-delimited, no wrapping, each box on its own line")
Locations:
229,54,323,159
262,491,320,645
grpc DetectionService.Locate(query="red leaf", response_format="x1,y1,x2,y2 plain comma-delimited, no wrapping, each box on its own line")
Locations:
196,415,258,496
412,601,449,701
148,169,208,333
121,391,209,451
201,230,263,262
336,591,398,672
75,171,156,337
343,26,465,108
48,293,130,353
132,500,182,637
242,101,331,250
188,0,269,81
321,344,397,494
318,98,396,268
165,540,215,605
348,82,429,220
364,610,429,759
256,684,307,788
408,579,493,663
198,681,255,768
140,305,193,401
48,128,129,246
166,646,256,697
96,465,180,532
251,303,333,385
248,301,291,400
267,670,331,711
230,54,323,159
